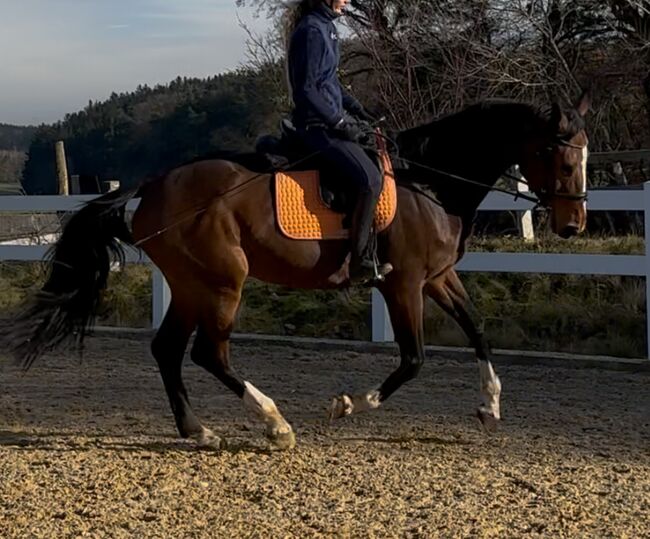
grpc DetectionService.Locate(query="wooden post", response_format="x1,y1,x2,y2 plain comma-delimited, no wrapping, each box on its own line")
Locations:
55,141,69,195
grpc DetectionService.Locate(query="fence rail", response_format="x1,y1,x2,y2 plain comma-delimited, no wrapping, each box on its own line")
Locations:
1,184,649,358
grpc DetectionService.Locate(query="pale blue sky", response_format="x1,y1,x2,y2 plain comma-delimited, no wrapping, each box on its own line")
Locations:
1,0,268,125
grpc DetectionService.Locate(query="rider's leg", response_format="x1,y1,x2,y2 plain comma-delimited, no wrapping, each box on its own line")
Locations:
303,128,390,283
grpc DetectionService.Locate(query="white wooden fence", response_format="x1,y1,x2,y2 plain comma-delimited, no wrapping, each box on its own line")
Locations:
1,185,649,357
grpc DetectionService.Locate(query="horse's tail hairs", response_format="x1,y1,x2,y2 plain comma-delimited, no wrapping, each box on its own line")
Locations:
1,186,140,370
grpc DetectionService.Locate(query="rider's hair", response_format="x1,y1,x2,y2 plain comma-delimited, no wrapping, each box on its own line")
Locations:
282,0,323,51
282,0,325,95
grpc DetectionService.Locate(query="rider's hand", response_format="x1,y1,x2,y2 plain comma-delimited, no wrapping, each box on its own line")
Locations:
333,118,363,142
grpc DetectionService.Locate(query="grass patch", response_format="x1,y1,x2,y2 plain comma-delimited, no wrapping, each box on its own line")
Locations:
423,273,644,358
0,263,153,328
468,233,643,254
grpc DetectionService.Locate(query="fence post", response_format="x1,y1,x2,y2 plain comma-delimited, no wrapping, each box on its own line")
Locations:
515,166,535,241
54,141,69,195
371,287,394,342
152,269,171,329
643,182,650,359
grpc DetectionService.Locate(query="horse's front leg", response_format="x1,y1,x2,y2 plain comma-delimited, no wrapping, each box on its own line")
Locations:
329,275,425,419
425,269,501,431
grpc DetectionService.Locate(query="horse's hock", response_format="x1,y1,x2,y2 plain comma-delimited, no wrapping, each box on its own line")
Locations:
1,335,648,538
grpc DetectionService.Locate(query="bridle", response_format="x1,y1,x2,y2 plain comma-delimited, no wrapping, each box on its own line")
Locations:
529,137,589,205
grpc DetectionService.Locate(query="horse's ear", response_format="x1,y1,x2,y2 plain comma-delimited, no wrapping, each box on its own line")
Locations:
575,89,591,117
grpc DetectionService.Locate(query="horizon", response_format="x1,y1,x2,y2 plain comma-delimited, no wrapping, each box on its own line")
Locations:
1,1,268,127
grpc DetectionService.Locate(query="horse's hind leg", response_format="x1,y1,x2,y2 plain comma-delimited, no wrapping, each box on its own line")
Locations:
425,269,501,431
151,299,223,448
190,325,295,450
190,256,295,450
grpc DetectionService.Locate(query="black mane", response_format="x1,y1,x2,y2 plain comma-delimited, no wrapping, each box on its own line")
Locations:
393,100,547,216
396,100,541,161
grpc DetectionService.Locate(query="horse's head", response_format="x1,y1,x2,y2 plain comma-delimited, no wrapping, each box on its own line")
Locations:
519,92,590,238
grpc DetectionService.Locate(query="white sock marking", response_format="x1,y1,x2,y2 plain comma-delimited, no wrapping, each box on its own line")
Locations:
352,389,382,413
330,388,381,419
243,381,292,435
478,360,502,420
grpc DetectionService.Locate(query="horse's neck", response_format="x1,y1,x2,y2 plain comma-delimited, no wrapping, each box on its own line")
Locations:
396,105,530,215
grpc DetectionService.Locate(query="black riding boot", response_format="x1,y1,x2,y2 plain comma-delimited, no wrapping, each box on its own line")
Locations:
349,189,392,284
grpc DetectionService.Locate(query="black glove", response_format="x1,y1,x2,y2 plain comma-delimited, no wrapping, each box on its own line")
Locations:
332,118,364,142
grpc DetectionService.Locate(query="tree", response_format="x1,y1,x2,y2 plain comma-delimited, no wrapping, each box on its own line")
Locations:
239,0,650,148
22,69,284,194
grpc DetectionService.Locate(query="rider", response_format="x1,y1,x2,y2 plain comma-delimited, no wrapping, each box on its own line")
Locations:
286,0,392,284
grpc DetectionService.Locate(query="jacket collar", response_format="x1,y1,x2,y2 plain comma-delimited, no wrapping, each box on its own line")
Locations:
314,3,340,22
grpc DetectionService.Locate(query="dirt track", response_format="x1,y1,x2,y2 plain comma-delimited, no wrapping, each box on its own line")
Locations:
1,335,649,538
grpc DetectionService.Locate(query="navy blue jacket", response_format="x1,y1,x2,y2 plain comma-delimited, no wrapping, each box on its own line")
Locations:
288,6,364,128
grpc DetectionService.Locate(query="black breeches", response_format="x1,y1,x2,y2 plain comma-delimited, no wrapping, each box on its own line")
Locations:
302,128,382,198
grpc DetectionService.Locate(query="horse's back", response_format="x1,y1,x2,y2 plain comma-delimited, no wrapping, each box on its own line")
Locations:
132,159,270,251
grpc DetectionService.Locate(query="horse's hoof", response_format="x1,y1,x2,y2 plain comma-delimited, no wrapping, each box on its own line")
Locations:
268,429,296,451
329,394,353,421
476,407,500,434
195,428,226,450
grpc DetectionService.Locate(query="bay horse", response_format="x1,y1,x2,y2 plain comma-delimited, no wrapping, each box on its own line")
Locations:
3,94,590,450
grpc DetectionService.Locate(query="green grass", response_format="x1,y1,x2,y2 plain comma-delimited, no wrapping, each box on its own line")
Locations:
468,233,643,254
0,235,646,357
0,262,153,328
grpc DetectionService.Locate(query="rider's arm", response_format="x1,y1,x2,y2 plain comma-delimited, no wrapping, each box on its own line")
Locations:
290,26,343,127
340,85,364,117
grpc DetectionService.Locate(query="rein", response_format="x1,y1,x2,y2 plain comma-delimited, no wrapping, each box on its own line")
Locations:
373,132,588,207
394,155,540,205
371,133,539,205
132,129,588,247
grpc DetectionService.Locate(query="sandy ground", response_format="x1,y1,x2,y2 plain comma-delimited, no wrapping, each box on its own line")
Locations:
1,335,649,538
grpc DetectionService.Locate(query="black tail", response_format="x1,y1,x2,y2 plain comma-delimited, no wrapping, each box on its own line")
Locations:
3,187,140,369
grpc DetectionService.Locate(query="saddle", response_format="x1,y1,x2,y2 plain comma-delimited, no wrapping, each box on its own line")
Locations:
256,121,397,241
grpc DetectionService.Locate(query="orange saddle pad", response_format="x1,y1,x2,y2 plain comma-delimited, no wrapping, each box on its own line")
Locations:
274,134,397,240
